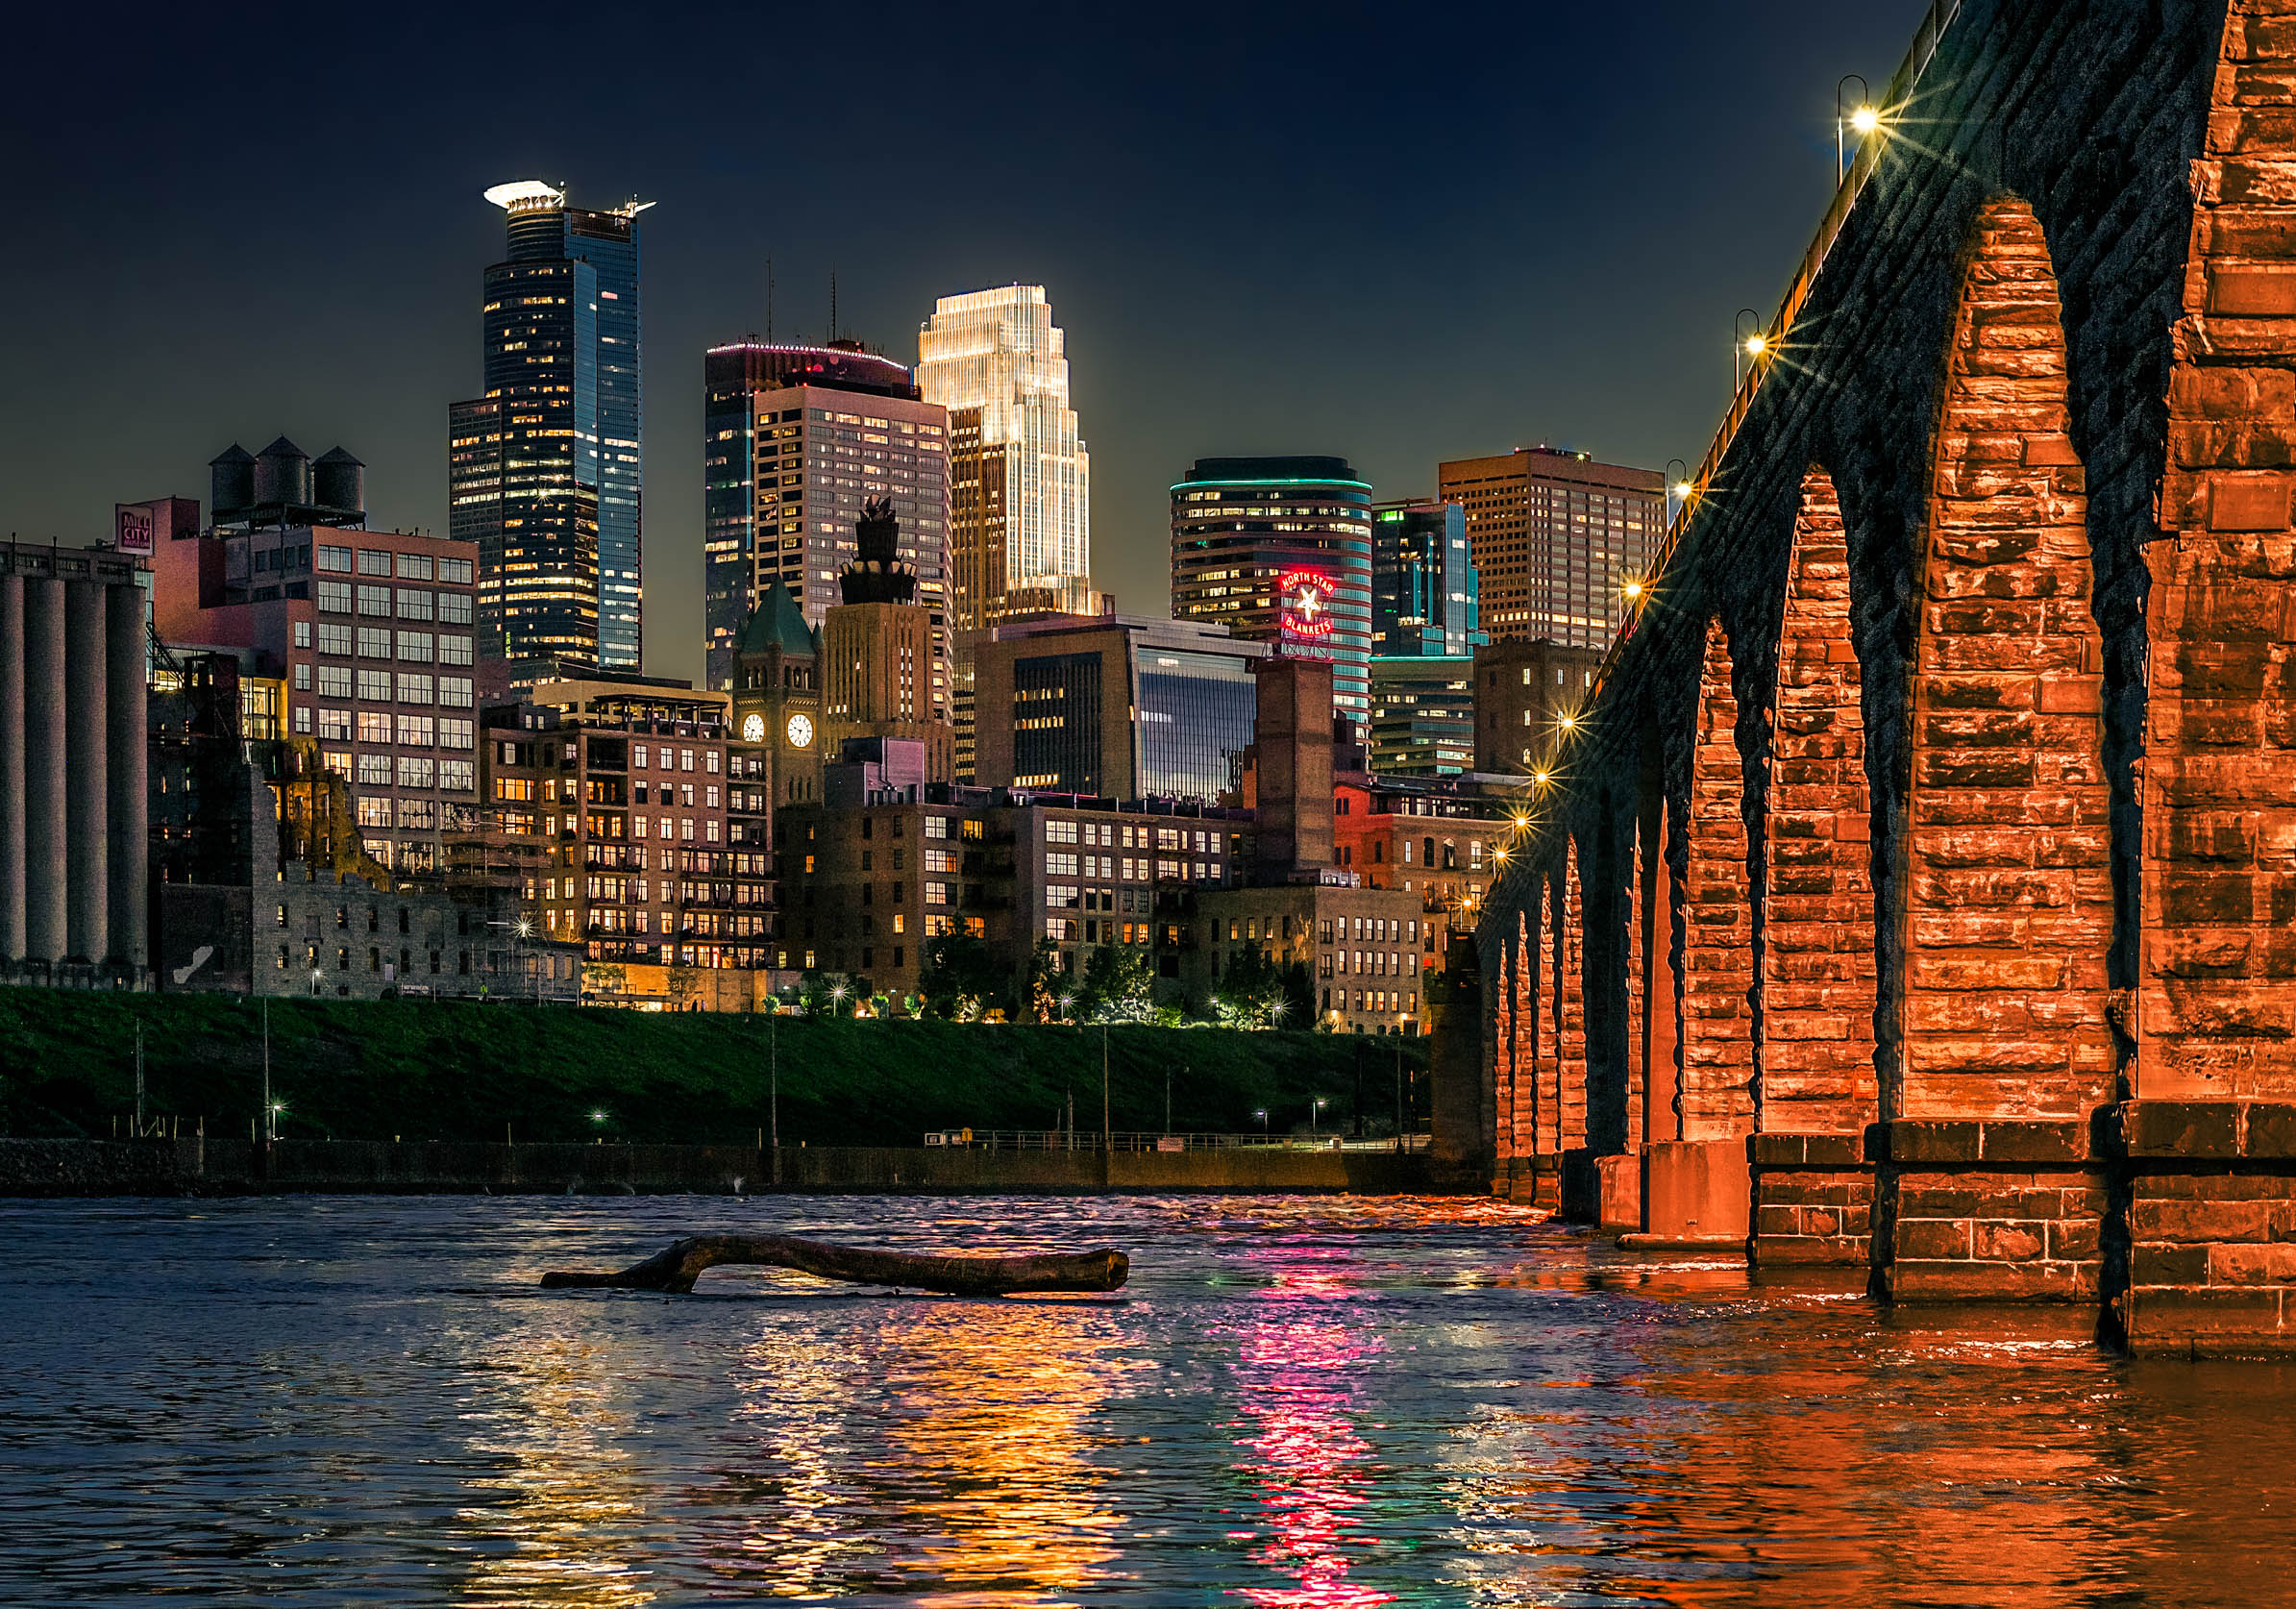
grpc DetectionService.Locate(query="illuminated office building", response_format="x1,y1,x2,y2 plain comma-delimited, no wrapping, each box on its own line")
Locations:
1436,446,1661,648
915,285,1093,627
701,342,950,705
1169,456,1373,723
1370,499,1483,657
971,613,1268,802
450,180,649,686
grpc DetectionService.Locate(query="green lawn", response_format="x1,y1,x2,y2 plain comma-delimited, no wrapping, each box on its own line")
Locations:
0,993,1428,1146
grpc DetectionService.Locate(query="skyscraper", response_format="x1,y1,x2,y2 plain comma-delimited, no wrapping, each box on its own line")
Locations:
701,342,950,705
915,286,1093,627
450,181,649,686
1436,447,1662,648
1370,499,1483,656
1170,456,1374,723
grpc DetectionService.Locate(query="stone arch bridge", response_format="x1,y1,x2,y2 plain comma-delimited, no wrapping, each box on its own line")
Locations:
1471,0,2296,1355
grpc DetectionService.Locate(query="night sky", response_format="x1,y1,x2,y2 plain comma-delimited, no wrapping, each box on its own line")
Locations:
8,3,1921,683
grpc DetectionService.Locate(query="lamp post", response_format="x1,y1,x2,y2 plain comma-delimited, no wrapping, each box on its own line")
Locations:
1735,309,1767,387
1254,1106,1269,1142
1665,458,1691,525
1837,75,1874,181
1395,1018,1407,1152
1311,1096,1328,1142
309,966,324,999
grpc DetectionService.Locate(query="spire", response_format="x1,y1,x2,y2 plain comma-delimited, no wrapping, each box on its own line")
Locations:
837,497,917,606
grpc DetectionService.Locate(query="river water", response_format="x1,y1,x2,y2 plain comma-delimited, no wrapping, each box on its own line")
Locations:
1,1195,2289,1607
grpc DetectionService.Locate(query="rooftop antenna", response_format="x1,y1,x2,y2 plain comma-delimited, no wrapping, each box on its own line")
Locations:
765,257,776,342
828,270,839,343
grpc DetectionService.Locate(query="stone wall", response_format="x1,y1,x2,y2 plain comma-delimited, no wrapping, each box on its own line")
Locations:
1474,0,2296,1352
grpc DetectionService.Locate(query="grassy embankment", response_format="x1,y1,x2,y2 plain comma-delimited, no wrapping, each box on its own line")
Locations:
0,992,1428,1147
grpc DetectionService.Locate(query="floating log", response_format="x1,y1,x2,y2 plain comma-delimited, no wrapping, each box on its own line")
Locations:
540,1233,1129,1297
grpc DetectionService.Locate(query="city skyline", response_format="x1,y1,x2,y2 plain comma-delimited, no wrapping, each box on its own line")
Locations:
2,2,1919,685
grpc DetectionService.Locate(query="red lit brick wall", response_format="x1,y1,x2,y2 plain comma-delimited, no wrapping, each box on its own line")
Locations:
1502,909,1538,1177
1683,618,1755,1141
1901,199,2114,1123
1557,842,1588,1155
1645,797,1682,1145
1762,467,1878,1136
1621,827,1644,1154
2141,3,2296,1101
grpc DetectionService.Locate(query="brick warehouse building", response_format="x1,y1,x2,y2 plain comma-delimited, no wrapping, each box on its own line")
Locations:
479,679,775,976
1467,0,2296,1356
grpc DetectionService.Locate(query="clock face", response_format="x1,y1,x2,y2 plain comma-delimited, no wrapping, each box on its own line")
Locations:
741,712,765,742
785,713,814,749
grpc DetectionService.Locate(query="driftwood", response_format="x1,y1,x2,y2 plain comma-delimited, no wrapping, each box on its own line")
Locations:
540,1234,1129,1297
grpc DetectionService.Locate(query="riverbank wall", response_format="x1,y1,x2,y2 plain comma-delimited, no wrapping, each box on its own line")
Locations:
0,1138,1476,1198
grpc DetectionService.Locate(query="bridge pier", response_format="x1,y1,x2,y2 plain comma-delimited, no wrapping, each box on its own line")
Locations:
1749,1135,1871,1270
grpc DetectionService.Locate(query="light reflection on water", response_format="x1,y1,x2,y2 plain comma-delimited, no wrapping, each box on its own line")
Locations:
0,1194,2292,1606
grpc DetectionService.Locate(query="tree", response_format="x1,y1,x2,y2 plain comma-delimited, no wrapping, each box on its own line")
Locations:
1025,938,1066,1024
1214,945,1290,1030
1076,944,1157,1023
921,931,1002,1020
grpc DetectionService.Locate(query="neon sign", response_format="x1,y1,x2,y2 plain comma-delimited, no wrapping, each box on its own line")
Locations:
1278,568,1337,639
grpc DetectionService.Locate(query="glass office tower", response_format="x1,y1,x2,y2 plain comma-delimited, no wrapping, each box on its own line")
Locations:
1170,456,1374,724
450,181,648,684
1370,499,1483,656
915,285,1093,626
702,342,950,695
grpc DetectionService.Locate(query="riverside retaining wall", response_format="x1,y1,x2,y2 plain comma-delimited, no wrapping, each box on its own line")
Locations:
0,1138,1469,1198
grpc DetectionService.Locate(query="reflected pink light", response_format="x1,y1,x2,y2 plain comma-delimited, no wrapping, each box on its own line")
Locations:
1231,1296,1394,1608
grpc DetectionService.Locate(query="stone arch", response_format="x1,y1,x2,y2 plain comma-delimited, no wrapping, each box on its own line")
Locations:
2141,4,2296,1101
1553,837,1591,1213
1761,467,1878,1135
1501,904,1539,1189
1900,196,2113,1122
1682,617,1756,1139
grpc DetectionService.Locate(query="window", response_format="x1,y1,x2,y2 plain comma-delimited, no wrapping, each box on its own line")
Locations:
397,755,435,788
925,881,948,905
439,758,475,792
357,753,391,785
437,591,472,626
317,580,353,614
317,544,352,574
397,631,433,661
292,705,311,734
357,583,391,616
319,707,351,741
705,750,720,774
358,626,393,658
438,717,473,750
395,554,432,581
1047,820,1079,844
292,663,310,691
357,668,392,702
397,714,434,747
357,797,392,829
438,557,473,585
1047,853,1078,876
438,676,473,708
357,711,391,744
396,589,433,621
439,635,472,666
398,673,433,705
358,549,392,577
322,751,350,778
632,744,649,768
316,623,353,658
292,621,311,650
924,815,949,839
679,749,695,771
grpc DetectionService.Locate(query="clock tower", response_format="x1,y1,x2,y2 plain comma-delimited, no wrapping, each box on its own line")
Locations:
730,582,824,808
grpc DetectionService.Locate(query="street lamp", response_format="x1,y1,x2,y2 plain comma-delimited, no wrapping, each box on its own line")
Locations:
309,966,324,998
1312,1096,1328,1141
1837,75,1874,181
589,1107,607,1144
1735,309,1767,386
1254,1106,1269,1140
1058,993,1074,1025
1666,458,1691,524
266,1100,285,1143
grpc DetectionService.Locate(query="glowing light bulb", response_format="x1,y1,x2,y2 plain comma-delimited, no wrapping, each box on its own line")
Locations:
1851,104,1880,135
1558,713,1578,731
1622,579,1644,601
1533,770,1552,786
1673,479,1694,499
1744,333,1768,357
